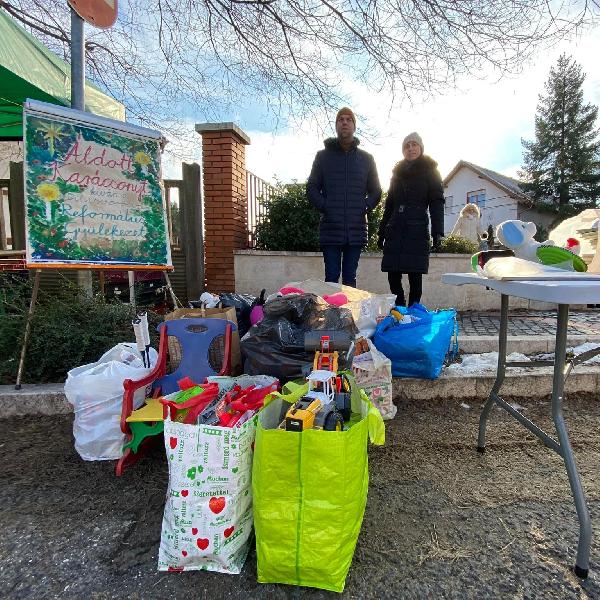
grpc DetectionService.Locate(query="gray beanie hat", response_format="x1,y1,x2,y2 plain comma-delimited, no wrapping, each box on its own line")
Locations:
402,131,424,153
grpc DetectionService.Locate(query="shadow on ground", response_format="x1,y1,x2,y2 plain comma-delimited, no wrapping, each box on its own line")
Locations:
1,395,599,599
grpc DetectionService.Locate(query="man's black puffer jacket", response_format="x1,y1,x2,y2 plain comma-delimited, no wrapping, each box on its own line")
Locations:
307,137,381,246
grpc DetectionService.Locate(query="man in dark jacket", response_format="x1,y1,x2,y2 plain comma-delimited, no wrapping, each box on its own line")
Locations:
307,107,382,287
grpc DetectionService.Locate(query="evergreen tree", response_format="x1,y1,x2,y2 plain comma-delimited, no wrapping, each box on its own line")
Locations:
521,54,600,211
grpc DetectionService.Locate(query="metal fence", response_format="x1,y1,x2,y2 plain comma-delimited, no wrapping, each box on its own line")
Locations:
246,170,275,248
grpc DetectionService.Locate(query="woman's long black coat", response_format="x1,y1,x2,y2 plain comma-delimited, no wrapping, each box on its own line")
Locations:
378,155,445,274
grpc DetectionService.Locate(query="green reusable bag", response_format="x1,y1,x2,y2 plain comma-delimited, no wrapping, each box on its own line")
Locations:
252,377,385,593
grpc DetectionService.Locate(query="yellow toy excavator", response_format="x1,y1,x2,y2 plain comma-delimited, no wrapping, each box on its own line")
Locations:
304,331,352,373
283,369,348,432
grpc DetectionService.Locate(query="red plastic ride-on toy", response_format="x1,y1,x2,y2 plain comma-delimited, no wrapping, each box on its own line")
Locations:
116,317,236,476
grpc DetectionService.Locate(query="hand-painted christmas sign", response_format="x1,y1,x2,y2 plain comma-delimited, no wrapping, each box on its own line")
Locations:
24,100,171,269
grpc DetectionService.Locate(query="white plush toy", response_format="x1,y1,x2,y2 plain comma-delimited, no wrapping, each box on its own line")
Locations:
495,219,587,272
450,203,485,244
495,220,548,262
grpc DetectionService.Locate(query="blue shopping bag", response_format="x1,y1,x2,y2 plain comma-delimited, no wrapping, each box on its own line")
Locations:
372,304,458,379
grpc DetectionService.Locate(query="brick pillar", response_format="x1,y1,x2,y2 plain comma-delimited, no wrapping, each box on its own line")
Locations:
195,122,251,293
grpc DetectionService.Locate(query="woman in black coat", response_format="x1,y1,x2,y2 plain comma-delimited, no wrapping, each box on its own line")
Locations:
377,132,445,307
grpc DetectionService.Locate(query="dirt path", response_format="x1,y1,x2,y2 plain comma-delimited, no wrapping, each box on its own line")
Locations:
1,396,599,599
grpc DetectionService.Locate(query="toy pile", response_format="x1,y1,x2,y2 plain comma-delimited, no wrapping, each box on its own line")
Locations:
252,339,385,593
159,376,277,428
66,278,467,593
278,335,353,432
471,219,590,279
152,330,385,591
157,374,278,574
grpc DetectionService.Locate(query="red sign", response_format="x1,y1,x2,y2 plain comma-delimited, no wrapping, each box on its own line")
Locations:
68,0,118,29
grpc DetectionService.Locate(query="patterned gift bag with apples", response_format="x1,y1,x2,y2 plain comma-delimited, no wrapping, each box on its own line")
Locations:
158,413,257,574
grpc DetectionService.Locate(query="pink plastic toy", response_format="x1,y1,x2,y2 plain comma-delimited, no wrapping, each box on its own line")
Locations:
279,286,305,295
322,292,348,306
249,289,266,326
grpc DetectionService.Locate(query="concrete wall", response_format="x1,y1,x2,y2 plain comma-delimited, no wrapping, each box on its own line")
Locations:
234,250,556,311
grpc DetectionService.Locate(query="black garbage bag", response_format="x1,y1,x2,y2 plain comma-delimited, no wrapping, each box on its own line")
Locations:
241,294,357,382
218,293,256,337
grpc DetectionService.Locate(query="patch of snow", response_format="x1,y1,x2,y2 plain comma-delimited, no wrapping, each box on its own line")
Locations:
447,352,530,375
571,342,600,363
532,343,600,365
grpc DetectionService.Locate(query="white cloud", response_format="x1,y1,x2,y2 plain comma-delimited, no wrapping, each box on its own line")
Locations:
245,124,322,184
161,30,600,190
245,30,600,186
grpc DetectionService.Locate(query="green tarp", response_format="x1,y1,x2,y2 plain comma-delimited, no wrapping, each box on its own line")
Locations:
0,8,125,139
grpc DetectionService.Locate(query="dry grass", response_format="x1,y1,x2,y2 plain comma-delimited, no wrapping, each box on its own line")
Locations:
418,525,473,566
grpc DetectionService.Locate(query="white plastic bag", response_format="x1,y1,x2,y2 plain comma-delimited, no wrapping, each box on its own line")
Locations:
281,279,372,303
158,412,256,574
348,295,396,338
481,256,572,280
352,339,396,420
64,342,157,461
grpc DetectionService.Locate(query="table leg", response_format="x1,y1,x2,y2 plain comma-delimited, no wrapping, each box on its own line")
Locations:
477,293,509,452
551,304,591,578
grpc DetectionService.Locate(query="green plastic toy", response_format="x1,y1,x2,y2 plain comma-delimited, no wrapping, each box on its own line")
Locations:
124,385,205,453
537,245,588,272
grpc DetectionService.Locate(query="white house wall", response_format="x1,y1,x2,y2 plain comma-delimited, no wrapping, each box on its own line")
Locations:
444,167,518,234
517,206,556,233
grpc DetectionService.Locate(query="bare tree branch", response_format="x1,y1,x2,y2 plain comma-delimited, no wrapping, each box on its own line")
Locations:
1,0,598,157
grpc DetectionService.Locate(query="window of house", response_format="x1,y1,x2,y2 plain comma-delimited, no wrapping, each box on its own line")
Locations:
467,189,486,208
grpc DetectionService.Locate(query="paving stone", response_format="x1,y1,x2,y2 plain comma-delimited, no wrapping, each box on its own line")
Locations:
459,310,600,337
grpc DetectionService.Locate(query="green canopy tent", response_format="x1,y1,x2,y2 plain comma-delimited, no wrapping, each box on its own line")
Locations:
0,8,125,140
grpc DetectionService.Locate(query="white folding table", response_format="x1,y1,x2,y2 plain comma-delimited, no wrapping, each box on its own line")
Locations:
442,272,600,578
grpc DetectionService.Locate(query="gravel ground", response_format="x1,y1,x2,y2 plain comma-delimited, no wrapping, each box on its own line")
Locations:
1,395,600,599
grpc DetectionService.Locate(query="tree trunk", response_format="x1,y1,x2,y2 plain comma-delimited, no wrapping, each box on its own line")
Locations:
559,75,567,206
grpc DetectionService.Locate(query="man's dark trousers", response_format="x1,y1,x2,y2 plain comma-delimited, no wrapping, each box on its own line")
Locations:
322,244,362,287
